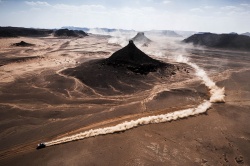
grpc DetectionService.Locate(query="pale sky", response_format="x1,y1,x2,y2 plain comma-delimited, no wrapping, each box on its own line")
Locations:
0,0,250,33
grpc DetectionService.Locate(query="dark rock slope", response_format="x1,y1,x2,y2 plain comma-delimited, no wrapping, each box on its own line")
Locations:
0,27,53,37
183,33,250,51
54,29,88,37
62,40,176,95
12,41,34,47
106,40,167,74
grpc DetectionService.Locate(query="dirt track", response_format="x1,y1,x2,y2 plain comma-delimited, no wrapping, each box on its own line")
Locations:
0,35,249,165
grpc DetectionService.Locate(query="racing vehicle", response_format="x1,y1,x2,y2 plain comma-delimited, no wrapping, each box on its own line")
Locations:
36,142,46,149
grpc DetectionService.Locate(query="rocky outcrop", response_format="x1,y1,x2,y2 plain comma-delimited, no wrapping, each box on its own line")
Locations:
106,40,168,75
62,40,176,95
12,41,34,47
0,27,53,37
54,29,88,37
131,32,151,46
183,33,250,51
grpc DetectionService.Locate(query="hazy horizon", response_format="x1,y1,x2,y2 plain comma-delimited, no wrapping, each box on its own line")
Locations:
0,0,250,34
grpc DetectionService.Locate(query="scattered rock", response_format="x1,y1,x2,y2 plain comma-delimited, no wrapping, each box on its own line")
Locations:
223,154,229,163
235,156,244,164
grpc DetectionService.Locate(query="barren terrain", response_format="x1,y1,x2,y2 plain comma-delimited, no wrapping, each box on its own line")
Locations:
0,35,249,165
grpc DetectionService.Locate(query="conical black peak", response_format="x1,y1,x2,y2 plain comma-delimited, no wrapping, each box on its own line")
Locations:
107,40,156,64
106,40,166,74
129,40,134,44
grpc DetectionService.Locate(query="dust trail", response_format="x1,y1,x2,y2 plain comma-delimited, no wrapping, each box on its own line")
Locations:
175,55,225,103
43,43,225,147
45,101,211,146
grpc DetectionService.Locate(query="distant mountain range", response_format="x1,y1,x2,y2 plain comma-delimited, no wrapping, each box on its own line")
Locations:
175,30,196,37
54,29,87,37
61,26,197,38
0,27,88,38
61,26,90,32
0,26,53,37
241,32,250,37
183,33,250,51
62,26,136,36
144,30,182,37
1,26,249,40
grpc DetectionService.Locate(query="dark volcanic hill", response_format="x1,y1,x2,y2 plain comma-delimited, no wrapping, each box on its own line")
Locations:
54,29,88,37
12,41,34,47
62,40,176,95
106,40,166,74
131,32,151,46
0,27,53,37
183,33,250,51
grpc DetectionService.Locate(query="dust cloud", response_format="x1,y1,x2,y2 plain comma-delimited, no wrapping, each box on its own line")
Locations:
45,101,211,146
43,35,225,147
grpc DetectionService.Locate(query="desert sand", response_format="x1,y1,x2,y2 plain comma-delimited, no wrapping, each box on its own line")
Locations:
0,34,249,165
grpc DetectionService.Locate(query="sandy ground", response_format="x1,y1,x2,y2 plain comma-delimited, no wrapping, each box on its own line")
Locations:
0,35,249,165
